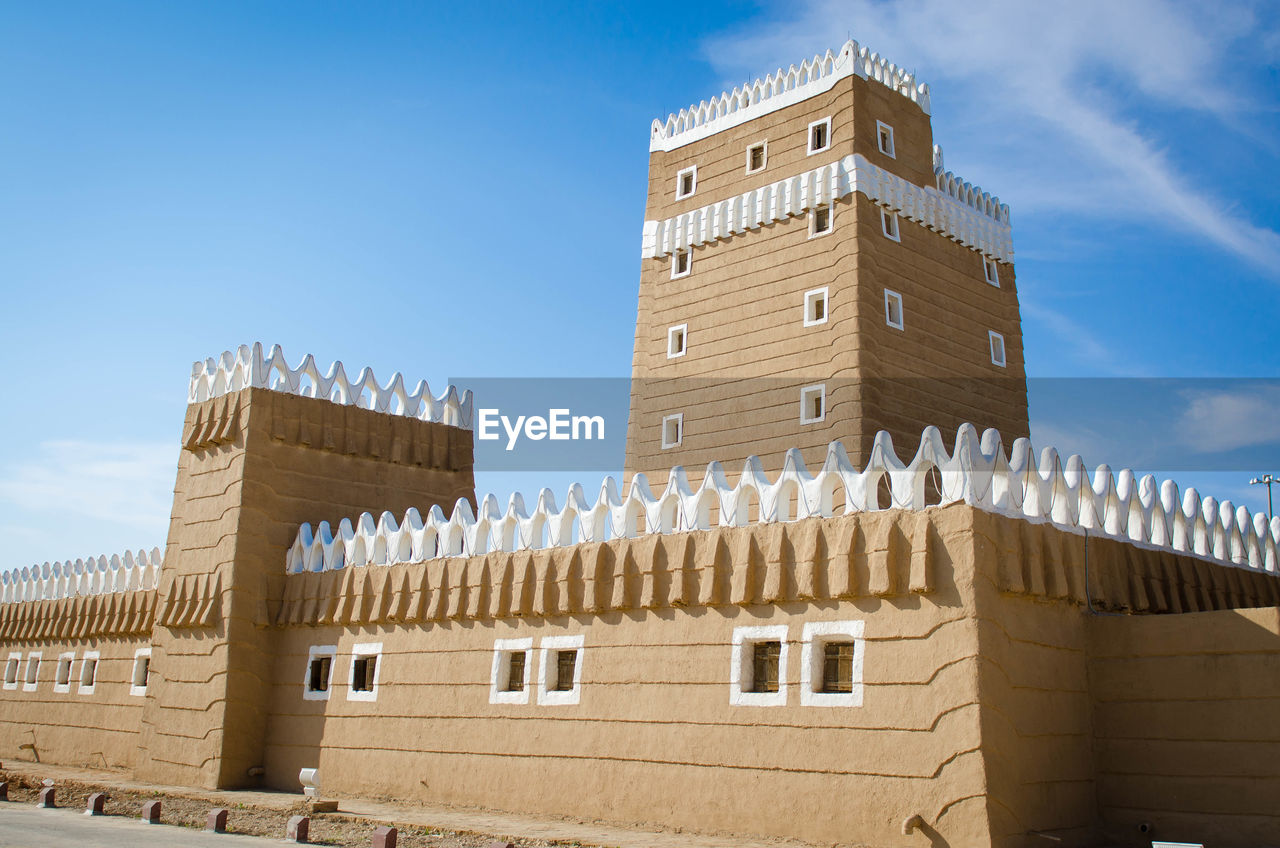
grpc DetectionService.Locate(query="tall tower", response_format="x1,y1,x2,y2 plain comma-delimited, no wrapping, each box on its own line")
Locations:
624,41,1029,487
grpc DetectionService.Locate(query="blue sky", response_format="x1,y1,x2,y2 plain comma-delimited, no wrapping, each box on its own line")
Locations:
2,0,1278,566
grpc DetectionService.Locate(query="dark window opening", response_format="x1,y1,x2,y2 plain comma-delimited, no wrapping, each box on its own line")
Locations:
749,641,781,693
308,656,331,692
505,651,526,692
821,642,855,693
352,655,377,692
553,650,578,692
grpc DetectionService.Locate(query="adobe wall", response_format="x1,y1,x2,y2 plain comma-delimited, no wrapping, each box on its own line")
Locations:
1090,606,1280,847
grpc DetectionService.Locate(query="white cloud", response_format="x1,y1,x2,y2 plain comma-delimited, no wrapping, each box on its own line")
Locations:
1176,385,1280,453
703,0,1280,270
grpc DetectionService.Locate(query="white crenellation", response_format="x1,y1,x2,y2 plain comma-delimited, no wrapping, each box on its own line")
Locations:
641,153,1013,262
650,39,931,152
189,342,474,430
932,145,1010,229
1,548,163,605
285,424,1280,576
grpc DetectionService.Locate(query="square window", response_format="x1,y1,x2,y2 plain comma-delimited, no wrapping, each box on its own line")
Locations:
129,648,151,697
4,653,20,690
803,287,829,327
880,208,901,242
809,204,832,238
490,638,534,705
23,652,41,692
984,257,1000,287
54,652,75,693
989,331,1007,367
730,625,789,707
807,117,832,155
78,651,99,695
671,249,691,279
667,324,688,359
800,384,826,425
676,165,697,200
800,621,865,707
347,642,382,702
661,413,683,449
538,634,585,705
303,645,336,700
876,120,896,158
746,141,767,173
884,290,904,331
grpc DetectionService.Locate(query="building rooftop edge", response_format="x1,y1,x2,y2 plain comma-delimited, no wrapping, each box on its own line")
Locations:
2,547,163,604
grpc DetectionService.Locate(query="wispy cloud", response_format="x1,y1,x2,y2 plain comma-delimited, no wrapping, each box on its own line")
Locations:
704,0,1280,271
1176,384,1280,453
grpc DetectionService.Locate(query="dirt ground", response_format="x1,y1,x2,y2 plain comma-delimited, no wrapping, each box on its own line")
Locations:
0,771,569,848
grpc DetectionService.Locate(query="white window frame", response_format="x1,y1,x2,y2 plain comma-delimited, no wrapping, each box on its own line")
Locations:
490,637,534,705
537,634,585,706
347,642,383,703
884,290,905,331
303,644,337,701
129,647,151,697
806,116,832,156
989,331,1007,368
808,203,833,239
23,651,41,692
78,650,100,696
730,625,789,707
671,249,691,280
803,287,829,327
53,651,76,693
875,120,896,158
675,165,698,200
983,257,1000,287
4,652,21,691
800,620,866,707
661,413,683,449
745,140,768,174
880,208,901,242
667,323,688,359
800,384,826,425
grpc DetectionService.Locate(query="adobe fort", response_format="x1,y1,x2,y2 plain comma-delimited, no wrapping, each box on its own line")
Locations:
2,40,1278,848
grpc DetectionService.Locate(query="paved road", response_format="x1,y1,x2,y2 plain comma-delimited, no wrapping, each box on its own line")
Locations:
0,804,282,847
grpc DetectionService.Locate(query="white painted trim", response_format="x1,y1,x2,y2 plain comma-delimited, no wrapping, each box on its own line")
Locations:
808,203,833,239
661,413,683,449
4,652,21,690
989,331,1007,368
745,140,768,174
983,257,1000,287
800,384,826,425
885,290,904,331
536,634,585,706
799,620,865,707
730,625,789,707
806,117,832,156
129,647,151,697
675,165,698,200
346,642,383,702
875,120,896,158
803,287,829,327
53,651,75,693
880,208,901,242
303,644,337,701
670,249,691,280
22,651,41,692
490,637,533,705
667,324,688,359
77,650,100,695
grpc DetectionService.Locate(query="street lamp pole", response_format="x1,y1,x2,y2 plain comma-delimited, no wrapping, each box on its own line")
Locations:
1250,474,1277,521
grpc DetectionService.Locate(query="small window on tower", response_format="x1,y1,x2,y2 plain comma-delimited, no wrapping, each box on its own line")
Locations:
885,290,904,330
129,648,150,697
803,287,829,327
750,641,782,693
537,634,585,705
303,644,336,701
667,324,688,358
746,141,767,173
347,642,382,702
809,204,832,238
671,249,691,279
731,625,789,707
661,413,684,449
800,620,865,707
79,651,99,695
807,117,832,155
989,331,1007,368
4,654,20,690
880,208,901,242
676,165,698,200
23,652,41,691
800,384,826,425
54,652,74,693
876,120,896,158
983,257,1000,287
490,638,533,704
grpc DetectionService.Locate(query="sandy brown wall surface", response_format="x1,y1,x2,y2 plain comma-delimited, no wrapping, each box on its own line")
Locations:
1089,606,1280,848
